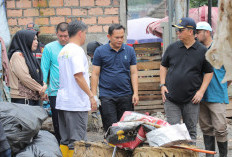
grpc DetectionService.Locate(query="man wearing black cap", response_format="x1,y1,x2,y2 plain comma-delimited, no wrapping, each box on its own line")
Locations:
87,41,102,106
87,41,102,60
87,41,103,76
160,17,214,144
26,23,44,64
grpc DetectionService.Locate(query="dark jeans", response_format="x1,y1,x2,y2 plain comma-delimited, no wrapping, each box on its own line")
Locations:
99,95,134,132
49,96,61,144
0,149,11,157
11,98,39,106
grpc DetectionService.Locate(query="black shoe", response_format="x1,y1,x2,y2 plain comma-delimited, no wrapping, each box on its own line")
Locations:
203,135,215,157
217,141,228,157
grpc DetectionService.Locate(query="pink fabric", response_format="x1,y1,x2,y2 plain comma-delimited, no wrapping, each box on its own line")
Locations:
0,37,10,86
146,16,168,38
147,6,218,38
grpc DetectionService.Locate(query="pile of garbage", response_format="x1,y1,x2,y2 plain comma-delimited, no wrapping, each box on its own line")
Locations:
105,111,190,149
73,111,215,157
0,102,62,156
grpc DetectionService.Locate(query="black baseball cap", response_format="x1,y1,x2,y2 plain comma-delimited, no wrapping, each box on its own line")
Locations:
172,17,196,30
87,41,103,55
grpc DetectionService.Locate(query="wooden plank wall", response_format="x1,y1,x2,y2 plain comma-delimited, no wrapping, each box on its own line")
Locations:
134,43,164,114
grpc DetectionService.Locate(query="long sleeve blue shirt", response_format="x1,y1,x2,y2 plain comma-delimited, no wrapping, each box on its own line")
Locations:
41,41,64,96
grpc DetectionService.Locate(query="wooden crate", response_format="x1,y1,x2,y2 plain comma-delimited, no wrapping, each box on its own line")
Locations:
134,43,164,114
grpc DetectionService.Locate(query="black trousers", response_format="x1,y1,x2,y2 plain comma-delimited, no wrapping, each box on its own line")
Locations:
49,96,61,144
99,95,134,132
11,98,39,106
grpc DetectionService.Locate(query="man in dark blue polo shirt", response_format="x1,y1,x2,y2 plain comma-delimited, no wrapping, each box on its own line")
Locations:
160,17,213,145
91,24,139,132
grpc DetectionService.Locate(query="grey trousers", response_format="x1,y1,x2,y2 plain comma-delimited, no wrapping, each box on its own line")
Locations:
58,110,88,149
199,102,228,142
164,99,199,141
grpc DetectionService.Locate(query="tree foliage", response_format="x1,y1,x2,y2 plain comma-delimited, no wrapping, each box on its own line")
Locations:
190,0,218,8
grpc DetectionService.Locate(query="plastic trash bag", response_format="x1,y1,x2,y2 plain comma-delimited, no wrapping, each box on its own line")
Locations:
106,122,148,150
43,102,52,116
16,130,62,157
0,102,48,154
119,111,170,126
146,124,192,147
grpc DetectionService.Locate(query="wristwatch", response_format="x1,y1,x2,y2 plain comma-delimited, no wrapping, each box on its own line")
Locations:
159,84,166,88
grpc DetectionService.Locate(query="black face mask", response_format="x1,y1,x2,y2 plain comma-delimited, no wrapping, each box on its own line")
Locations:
8,30,43,85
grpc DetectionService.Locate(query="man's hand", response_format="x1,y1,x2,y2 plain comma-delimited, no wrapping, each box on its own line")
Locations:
90,96,97,112
132,94,139,106
39,84,47,96
192,90,204,104
39,84,48,101
41,94,49,101
161,86,169,103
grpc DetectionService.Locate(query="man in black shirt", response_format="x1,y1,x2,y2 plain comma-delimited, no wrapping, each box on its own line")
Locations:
160,17,213,144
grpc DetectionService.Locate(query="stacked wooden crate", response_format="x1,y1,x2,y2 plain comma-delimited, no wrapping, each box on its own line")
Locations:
133,43,164,114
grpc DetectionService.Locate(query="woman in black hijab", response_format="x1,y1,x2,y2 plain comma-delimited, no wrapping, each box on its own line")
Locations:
8,30,47,106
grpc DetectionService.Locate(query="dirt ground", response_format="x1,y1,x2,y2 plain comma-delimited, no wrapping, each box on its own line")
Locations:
86,119,232,157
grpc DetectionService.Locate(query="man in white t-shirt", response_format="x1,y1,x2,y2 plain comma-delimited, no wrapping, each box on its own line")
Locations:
56,20,97,157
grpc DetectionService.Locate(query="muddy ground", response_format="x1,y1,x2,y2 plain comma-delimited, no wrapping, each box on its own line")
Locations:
86,119,232,157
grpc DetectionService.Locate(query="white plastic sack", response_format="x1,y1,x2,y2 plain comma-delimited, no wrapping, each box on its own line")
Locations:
0,0,11,48
146,124,192,147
